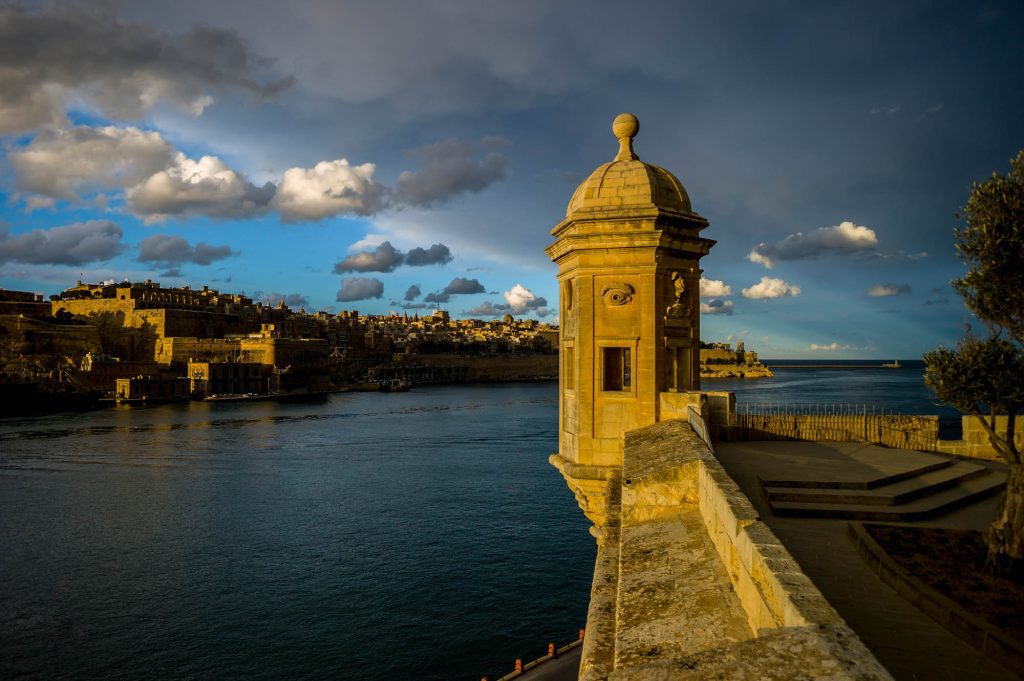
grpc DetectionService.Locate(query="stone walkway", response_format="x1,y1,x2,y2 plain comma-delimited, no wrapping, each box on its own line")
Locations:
516,645,583,681
715,441,1017,681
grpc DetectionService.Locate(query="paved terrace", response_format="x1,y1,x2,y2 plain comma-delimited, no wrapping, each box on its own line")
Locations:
714,441,1015,681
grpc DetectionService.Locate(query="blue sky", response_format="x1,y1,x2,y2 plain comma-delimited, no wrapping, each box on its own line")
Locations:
1,1,1022,357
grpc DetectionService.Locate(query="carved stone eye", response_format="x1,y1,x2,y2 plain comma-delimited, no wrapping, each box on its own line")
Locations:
601,283,634,306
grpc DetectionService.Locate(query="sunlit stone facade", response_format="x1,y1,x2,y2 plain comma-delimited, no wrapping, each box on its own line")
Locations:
546,114,715,531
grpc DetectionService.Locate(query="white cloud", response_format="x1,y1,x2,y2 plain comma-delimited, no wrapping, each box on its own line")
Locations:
748,221,878,268
274,159,389,222
741,277,801,300
10,125,174,199
809,342,852,351
347,234,390,252
868,283,912,297
699,277,732,298
127,153,274,222
700,299,734,315
503,284,548,314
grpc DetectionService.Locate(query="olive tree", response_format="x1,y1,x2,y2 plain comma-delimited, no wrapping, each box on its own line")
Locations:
924,150,1024,577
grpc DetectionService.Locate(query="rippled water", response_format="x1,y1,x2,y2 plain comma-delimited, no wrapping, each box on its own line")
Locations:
0,382,594,681
0,364,960,680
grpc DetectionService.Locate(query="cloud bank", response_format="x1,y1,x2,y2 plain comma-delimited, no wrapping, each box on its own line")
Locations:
748,221,878,268
0,221,123,265
395,137,510,207
138,234,235,266
334,241,452,273
0,2,293,135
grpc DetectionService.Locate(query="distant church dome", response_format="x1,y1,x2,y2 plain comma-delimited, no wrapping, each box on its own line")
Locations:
566,113,694,219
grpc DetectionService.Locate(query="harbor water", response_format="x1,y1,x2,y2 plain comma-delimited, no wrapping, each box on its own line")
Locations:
1,363,955,680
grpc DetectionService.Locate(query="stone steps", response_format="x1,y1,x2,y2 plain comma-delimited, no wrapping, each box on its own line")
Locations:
768,472,1006,521
764,461,989,506
762,459,953,491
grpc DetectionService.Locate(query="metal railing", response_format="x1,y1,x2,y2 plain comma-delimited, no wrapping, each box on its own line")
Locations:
727,402,939,451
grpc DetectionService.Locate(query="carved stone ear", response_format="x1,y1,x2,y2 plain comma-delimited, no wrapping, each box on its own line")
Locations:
601,283,635,306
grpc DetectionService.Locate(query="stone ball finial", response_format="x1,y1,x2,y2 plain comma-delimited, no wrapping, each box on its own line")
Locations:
612,112,639,161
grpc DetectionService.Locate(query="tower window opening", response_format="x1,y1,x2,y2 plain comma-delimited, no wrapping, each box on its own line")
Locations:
603,347,631,392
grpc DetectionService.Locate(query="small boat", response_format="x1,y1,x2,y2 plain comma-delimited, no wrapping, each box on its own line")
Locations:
882,360,901,368
379,379,411,393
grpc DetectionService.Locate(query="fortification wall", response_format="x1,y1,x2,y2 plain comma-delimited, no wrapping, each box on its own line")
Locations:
403,354,557,381
938,415,1024,461
575,417,891,680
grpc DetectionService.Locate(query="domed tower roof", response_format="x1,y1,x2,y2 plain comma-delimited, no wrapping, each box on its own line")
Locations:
564,113,696,220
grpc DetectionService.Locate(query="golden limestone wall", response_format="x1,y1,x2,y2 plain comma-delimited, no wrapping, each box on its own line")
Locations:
547,114,714,534
938,416,1024,461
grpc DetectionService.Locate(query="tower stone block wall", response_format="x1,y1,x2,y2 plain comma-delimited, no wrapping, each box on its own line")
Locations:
547,113,715,533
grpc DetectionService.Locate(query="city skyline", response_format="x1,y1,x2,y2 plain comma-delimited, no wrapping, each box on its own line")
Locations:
1,1,1022,357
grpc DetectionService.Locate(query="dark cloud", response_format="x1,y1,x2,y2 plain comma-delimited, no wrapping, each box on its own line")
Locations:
159,268,184,278
423,291,449,304
0,2,293,135
336,277,384,302
442,277,485,295
254,291,310,308
138,234,235,266
404,284,422,301
395,138,510,207
405,243,453,267
465,301,503,317
399,302,431,310
426,277,490,306
700,299,735,315
334,241,404,273
748,222,878,268
0,220,123,265
334,241,453,273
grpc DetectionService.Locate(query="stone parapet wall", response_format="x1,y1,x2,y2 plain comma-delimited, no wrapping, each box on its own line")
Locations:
721,413,939,451
937,415,1023,461
579,418,893,680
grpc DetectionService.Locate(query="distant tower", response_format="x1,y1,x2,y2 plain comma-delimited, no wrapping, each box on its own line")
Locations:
546,114,715,531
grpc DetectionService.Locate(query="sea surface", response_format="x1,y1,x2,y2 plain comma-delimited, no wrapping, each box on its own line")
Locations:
0,382,593,681
708,359,963,436
0,364,957,680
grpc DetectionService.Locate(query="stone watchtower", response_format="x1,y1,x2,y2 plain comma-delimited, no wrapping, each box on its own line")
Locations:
546,114,715,533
